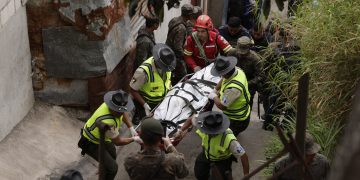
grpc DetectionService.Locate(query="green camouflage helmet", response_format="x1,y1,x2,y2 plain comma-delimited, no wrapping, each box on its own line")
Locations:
141,117,164,136
237,36,253,46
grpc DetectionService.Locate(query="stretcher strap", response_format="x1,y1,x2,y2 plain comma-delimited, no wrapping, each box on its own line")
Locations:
171,86,199,102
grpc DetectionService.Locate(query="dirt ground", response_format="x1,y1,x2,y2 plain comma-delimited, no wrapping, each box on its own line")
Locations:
0,94,272,180
115,94,273,180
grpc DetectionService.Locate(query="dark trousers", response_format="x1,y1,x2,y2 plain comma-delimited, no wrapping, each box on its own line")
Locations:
249,89,256,110
194,151,233,180
229,117,250,137
78,136,118,180
248,89,256,121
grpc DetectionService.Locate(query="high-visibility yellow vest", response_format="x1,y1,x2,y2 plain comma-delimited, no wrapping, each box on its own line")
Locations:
82,103,123,144
220,68,250,121
139,57,172,104
196,129,237,161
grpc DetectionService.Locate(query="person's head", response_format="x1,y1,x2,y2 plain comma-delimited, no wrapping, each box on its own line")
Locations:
104,90,134,117
304,132,321,163
236,36,252,55
292,132,321,164
140,117,164,146
195,111,230,136
251,24,264,40
227,17,242,36
192,6,203,20
152,43,176,73
181,4,194,20
210,56,237,79
194,15,213,41
145,17,160,31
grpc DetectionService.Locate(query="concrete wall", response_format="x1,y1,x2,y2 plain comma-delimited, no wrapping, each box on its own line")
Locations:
0,0,34,141
207,0,225,28
154,0,191,43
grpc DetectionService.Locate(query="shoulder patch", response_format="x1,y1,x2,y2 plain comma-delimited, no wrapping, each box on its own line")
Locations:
236,145,245,154
131,78,137,83
222,96,227,104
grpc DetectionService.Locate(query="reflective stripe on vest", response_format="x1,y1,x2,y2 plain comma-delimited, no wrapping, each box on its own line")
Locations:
220,68,251,121
139,57,172,104
196,129,237,161
82,103,123,144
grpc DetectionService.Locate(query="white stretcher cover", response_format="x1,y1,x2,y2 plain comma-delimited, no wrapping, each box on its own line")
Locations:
153,63,221,136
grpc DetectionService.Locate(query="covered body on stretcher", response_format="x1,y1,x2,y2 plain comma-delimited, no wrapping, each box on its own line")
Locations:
153,63,221,141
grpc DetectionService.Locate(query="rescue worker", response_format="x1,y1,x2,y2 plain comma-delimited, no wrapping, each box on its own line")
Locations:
130,43,176,124
228,36,264,110
173,111,250,179
219,16,252,47
124,117,189,179
166,4,195,85
273,132,330,180
77,90,142,180
134,16,160,70
208,56,251,136
184,15,233,73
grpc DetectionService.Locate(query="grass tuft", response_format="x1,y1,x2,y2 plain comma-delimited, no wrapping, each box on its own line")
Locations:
262,0,360,176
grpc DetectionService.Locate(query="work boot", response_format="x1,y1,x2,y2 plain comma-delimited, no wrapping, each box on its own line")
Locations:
262,123,273,131
261,114,266,120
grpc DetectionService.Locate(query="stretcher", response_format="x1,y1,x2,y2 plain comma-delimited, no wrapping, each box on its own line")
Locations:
151,63,221,139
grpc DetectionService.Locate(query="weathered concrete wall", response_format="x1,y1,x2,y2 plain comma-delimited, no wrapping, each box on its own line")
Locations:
43,15,133,78
0,1,34,141
27,0,70,90
207,0,225,27
56,0,126,40
26,0,132,106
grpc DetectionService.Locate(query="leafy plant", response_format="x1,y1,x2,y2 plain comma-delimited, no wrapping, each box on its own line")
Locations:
262,0,360,176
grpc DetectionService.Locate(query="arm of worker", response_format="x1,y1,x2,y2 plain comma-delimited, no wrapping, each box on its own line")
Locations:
163,136,177,153
122,112,138,137
216,34,233,55
107,126,142,146
248,53,265,90
184,36,200,71
213,96,227,110
129,69,153,116
214,79,223,92
172,114,198,141
163,136,190,178
129,68,147,106
210,88,242,111
229,140,250,175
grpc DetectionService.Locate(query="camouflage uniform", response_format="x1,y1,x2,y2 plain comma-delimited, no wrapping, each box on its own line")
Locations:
274,154,330,180
134,25,156,69
186,20,194,36
166,5,193,85
228,49,264,109
124,148,189,180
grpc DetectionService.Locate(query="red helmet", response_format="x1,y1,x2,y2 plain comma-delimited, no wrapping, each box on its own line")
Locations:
194,15,213,30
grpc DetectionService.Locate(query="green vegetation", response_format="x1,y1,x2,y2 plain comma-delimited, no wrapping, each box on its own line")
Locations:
263,0,360,175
